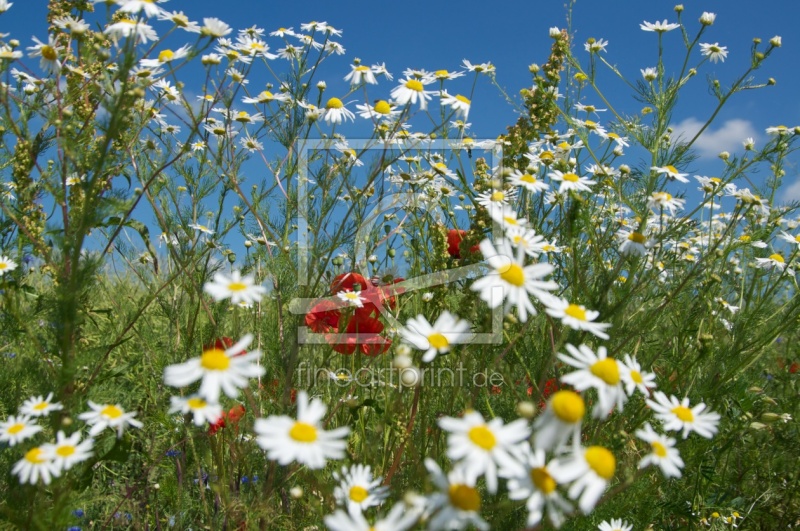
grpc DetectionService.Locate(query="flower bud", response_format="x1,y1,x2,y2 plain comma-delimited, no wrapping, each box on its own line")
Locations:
290,486,303,499
699,12,716,25
770,35,782,47
516,401,537,419
549,27,561,38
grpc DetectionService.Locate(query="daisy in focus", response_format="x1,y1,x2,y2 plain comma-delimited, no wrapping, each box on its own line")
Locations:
635,422,684,478
399,311,473,363
337,289,367,308
424,459,489,531
204,270,267,305
44,431,94,473
550,445,617,514
651,164,689,183
700,42,728,63
323,97,355,124
390,77,436,110
254,390,350,469
545,299,611,340
548,169,596,194
78,402,143,438
438,410,529,494
164,334,265,403
558,344,626,418
471,238,558,323
19,393,64,417
620,354,657,396
640,20,680,33
646,391,720,439
0,415,42,446
332,463,390,512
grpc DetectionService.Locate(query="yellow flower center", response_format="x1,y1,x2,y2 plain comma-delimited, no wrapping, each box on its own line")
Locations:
228,281,247,292
539,151,554,161
259,91,275,101
101,405,123,419
187,398,207,409
8,423,25,435
349,485,369,502
590,358,620,385
325,97,343,109
158,49,175,62
355,65,370,72
585,446,616,480
628,232,647,244
428,333,449,350
0,263,7,270
520,174,536,183
562,172,580,182
374,100,391,114
630,370,643,384
289,421,318,443
503,216,519,226
25,448,46,464
550,390,585,423
33,402,49,411
769,253,785,263
467,425,496,450
498,263,525,287
564,303,588,321
200,348,231,371
455,94,471,105
235,111,251,122
530,467,557,494
672,405,694,422
41,45,58,61
405,79,423,92
448,484,481,512
490,191,505,202
435,69,449,78
665,165,679,174
56,445,76,458
651,441,667,457
584,120,597,129
557,141,570,150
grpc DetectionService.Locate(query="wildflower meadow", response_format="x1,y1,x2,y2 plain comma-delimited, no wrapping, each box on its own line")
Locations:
1,1,800,529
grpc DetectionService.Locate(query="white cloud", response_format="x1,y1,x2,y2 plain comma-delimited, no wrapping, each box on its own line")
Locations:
671,117,759,158
783,178,800,203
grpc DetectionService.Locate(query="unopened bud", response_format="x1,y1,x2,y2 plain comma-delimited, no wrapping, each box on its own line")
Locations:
516,401,537,419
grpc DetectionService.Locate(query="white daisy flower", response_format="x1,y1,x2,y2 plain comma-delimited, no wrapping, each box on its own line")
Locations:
163,334,265,404
19,393,63,417
355,100,400,121
399,311,473,363
509,169,549,194
700,43,728,63
755,253,792,275
651,164,689,183
635,423,684,478
640,20,680,33
104,18,158,44
533,390,586,451
201,17,232,39
203,270,267,305
12,446,59,485
487,204,528,231
647,191,685,215
390,78,436,110
550,444,617,514
119,0,166,18
440,90,471,119
254,391,350,469
323,97,355,124
27,35,62,75
0,254,18,275
502,444,572,528
557,344,626,418
470,238,558,323
44,430,94,473
337,289,366,308
646,391,721,439
599,518,633,531
344,64,377,85
188,223,214,235
438,410,530,494
548,169,596,194
505,226,548,258
424,459,489,531
168,396,224,427
332,464,390,512
545,299,611,340
78,402,143,438
476,187,516,209
617,229,651,257
0,415,42,446
324,503,420,531
619,354,657,396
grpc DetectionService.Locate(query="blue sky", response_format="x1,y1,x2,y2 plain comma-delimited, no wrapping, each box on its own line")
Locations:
5,0,800,198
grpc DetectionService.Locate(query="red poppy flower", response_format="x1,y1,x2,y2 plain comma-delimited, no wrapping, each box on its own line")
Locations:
326,313,391,356
209,404,247,435
330,272,368,294
304,299,341,333
447,229,467,258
